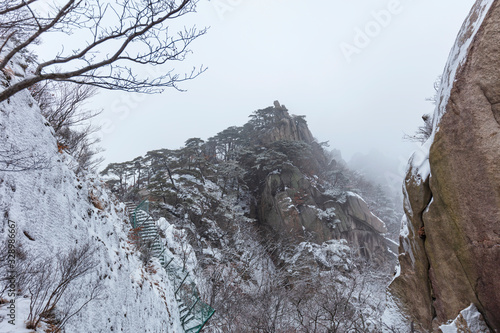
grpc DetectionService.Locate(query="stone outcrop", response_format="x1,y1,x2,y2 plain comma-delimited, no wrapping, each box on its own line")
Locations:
259,109,314,145
258,163,389,263
390,1,500,330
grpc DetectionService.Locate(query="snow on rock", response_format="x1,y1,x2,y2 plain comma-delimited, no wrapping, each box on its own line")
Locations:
433,0,495,128
381,294,410,332
439,304,489,333
285,239,351,270
346,191,388,233
407,0,494,184
0,54,182,332
407,143,432,185
397,215,415,268
399,215,410,239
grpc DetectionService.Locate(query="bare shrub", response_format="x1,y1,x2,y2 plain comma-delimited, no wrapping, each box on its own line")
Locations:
139,239,155,266
26,242,102,330
403,113,433,143
404,76,441,144
0,144,51,172
29,80,104,172
201,241,384,333
0,242,34,297
127,226,156,266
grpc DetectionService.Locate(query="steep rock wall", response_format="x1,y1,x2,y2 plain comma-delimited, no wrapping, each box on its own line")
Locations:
258,163,389,263
390,0,500,330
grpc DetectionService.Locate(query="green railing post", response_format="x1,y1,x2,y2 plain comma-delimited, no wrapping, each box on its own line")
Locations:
164,257,174,268
197,308,215,333
175,272,190,296
181,297,199,322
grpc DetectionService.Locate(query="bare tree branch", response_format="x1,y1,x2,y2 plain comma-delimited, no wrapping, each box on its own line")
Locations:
0,0,39,16
0,0,80,72
0,0,207,102
0,144,51,172
26,242,101,330
29,79,104,172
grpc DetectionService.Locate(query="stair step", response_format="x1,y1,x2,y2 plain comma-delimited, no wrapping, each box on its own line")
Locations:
137,229,156,234
139,229,156,233
181,312,193,322
141,229,157,233
137,227,155,231
137,223,155,228
140,235,159,241
139,227,156,231
139,230,158,235
140,229,156,233
135,223,153,228
182,314,195,324
185,325,202,333
138,226,157,230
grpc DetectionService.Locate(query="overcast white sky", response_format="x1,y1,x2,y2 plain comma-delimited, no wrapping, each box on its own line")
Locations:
82,0,476,169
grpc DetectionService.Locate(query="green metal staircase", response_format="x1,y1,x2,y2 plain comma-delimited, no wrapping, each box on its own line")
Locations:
125,200,215,332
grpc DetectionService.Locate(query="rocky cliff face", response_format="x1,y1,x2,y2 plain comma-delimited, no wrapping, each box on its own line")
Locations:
254,108,389,264
390,0,500,330
259,164,388,262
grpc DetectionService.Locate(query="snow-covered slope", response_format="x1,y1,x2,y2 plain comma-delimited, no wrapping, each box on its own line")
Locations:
0,53,182,332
